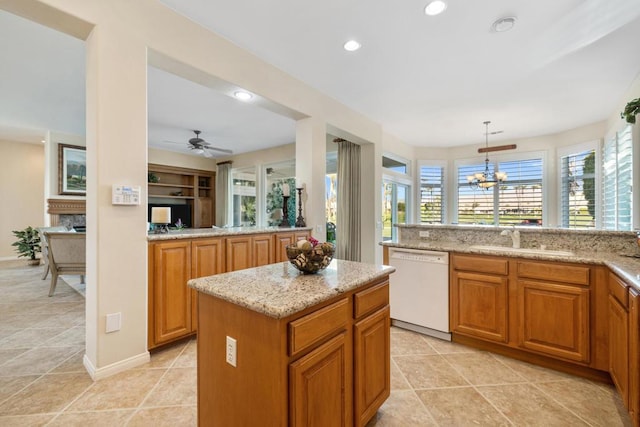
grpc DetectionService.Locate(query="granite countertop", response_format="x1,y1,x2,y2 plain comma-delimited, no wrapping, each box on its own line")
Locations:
147,226,312,241
381,240,640,290
188,259,395,319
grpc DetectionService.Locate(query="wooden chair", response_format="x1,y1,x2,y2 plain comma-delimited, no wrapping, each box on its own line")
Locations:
44,231,86,297
37,226,69,280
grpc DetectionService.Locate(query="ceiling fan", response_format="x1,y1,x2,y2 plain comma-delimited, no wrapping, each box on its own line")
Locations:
165,130,232,158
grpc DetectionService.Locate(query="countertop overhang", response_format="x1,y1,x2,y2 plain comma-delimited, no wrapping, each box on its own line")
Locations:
147,226,312,241
188,259,395,319
381,240,640,290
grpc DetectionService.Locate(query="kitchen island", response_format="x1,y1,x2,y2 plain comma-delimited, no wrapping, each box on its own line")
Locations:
189,259,395,427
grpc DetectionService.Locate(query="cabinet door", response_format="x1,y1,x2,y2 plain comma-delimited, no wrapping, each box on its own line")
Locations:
274,233,294,263
191,238,224,332
295,231,311,242
152,241,192,346
354,306,390,427
290,332,351,427
518,280,590,363
252,234,273,267
450,271,508,343
225,236,252,272
196,197,213,228
629,290,639,424
609,294,629,408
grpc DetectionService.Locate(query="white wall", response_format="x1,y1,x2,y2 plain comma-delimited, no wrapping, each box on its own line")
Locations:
0,140,44,259
148,147,216,171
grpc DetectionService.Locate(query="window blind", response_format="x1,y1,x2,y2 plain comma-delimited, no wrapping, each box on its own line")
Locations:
560,149,596,228
419,165,444,223
602,125,633,230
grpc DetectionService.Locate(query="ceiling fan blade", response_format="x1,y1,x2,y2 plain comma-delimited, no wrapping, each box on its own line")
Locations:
162,140,183,145
204,146,233,154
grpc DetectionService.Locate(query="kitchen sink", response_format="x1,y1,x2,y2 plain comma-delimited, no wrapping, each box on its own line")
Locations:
469,245,575,257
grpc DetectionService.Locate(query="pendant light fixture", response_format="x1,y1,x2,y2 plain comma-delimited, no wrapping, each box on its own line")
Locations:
467,121,508,189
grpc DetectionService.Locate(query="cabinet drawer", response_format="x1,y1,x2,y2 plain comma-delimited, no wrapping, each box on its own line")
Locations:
609,272,629,309
354,281,389,319
517,261,590,286
289,298,349,357
453,254,508,275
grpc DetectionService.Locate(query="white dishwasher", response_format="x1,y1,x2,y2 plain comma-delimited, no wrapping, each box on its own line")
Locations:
388,248,451,340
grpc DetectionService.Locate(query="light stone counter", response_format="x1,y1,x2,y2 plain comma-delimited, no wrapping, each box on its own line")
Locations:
188,259,395,319
381,239,640,290
147,226,312,241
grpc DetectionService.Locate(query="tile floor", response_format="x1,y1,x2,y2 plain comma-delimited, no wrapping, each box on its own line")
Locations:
0,261,632,426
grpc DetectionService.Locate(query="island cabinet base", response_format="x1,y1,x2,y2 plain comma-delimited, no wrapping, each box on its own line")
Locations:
196,278,391,427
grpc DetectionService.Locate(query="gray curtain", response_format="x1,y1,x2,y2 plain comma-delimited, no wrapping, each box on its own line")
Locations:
336,139,361,261
215,162,231,227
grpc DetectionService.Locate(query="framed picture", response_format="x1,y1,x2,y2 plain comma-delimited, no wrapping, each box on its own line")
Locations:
58,144,87,195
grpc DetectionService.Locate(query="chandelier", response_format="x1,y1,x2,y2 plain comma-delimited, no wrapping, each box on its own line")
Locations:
467,121,508,189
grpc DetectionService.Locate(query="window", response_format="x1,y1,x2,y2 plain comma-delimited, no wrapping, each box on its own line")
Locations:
382,154,410,175
419,164,444,223
602,125,633,230
264,161,296,227
382,181,409,241
457,156,543,225
560,147,596,228
231,167,257,226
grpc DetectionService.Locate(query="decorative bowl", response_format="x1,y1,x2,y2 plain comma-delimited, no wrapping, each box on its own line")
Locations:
286,242,335,274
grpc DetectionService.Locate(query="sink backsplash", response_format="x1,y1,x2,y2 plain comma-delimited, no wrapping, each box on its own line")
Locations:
397,225,637,254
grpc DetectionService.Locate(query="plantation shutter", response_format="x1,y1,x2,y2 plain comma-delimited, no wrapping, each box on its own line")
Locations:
497,158,543,225
560,149,596,228
457,163,495,225
419,165,444,223
602,125,633,230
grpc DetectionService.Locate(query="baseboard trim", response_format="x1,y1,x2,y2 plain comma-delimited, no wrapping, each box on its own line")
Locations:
83,351,150,380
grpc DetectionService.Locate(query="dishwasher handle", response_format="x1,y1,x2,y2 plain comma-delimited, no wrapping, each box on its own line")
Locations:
389,248,449,264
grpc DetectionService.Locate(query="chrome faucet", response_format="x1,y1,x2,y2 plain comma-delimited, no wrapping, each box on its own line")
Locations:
500,227,521,249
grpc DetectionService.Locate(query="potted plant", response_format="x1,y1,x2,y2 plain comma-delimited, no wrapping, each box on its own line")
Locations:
12,226,41,265
621,97,640,124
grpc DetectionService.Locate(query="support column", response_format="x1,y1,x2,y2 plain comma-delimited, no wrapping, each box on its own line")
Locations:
295,118,327,240
84,24,149,378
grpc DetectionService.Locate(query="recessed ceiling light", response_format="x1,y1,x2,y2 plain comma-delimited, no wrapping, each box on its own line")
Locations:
491,16,517,32
343,40,361,52
233,90,253,101
425,1,447,16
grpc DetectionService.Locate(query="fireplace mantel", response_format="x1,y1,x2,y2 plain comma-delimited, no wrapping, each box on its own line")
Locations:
47,198,86,226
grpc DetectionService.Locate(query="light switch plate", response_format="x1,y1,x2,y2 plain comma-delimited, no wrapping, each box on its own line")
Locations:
106,312,121,333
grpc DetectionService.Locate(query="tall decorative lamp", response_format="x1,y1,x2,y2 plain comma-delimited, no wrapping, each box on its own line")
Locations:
151,207,171,234
280,183,291,227
295,187,306,227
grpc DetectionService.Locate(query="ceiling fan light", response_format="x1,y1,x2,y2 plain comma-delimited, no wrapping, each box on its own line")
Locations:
233,90,253,101
343,40,361,52
425,1,447,16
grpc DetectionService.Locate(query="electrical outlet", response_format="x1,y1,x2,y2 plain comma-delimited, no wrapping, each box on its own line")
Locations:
419,231,430,238
226,336,237,367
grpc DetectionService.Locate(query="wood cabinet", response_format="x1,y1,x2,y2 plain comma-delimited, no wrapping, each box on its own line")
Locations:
191,238,224,332
450,253,605,370
149,240,192,347
274,231,312,262
450,254,509,343
196,277,390,426
225,233,273,271
629,289,639,425
148,163,215,228
609,272,631,411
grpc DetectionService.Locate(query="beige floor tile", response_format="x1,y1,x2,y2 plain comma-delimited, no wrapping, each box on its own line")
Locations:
0,348,27,366
477,383,589,426
0,330,18,341
48,409,135,426
142,367,197,407
0,375,40,402
366,390,436,426
389,358,411,390
128,405,197,427
535,378,631,426
0,413,55,426
173,339,197,368
0,345,81,376
140,341,189,369
0,327,67,350
33,311,85,329
44,325,85,347
422,335,478,354
390,330,437,356
49,349,86,374
491,353,574,383
0,314,54,330
394,354,468,389
0,373,93,416
415,387,510,426
443,352,527,385
68,368,166,411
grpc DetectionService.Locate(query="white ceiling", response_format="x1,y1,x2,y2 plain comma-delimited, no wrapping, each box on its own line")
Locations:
1,0,640,153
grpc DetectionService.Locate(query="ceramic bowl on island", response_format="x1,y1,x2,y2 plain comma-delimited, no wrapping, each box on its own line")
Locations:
285,237,335,274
